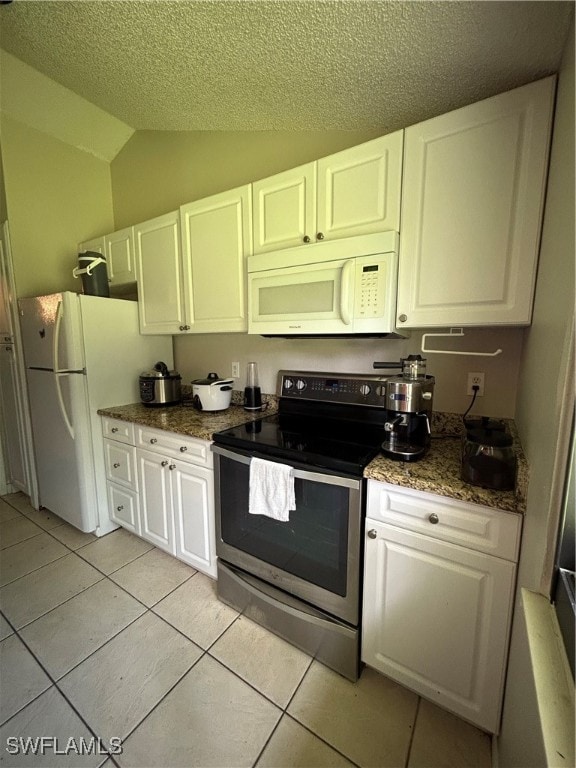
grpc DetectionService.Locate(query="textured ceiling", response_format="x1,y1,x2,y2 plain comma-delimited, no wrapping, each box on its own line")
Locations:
0,1,572,132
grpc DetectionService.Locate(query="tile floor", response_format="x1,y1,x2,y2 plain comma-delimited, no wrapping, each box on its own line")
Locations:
0,493,492,768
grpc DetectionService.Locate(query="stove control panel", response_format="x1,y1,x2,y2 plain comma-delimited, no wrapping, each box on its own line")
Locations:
277,370,388,407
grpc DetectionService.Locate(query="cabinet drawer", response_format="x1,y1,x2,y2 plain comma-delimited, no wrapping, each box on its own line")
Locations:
108,483,140,535
136,426,213,468
102,417,135,445
104,440,137,490
366,480,522,561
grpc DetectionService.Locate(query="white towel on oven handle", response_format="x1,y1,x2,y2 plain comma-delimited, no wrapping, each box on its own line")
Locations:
248,457,295,522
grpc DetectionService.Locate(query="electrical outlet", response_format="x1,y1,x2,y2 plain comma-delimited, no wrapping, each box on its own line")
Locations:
231,362,240,379
467,372,485,397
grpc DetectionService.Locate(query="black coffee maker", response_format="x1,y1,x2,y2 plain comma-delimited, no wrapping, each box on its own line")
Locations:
373,355,435,461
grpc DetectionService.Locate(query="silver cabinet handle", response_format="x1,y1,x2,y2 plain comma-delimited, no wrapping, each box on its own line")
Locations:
161,460,168,467
367,529,377,539
429,513,439,524
116,505,124,512
303,235,311,243
398,314,407,323
179,446,187,453
169,464,176,470
179,325,186,331
316,232,325,241
150,438,157,444
111,427,119,433
113,462,120,469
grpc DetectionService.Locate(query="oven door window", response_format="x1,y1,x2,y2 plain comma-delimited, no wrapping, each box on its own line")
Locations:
219,455,353,596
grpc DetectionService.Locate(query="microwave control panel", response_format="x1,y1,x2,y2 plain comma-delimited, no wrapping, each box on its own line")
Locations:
277,371,388,407
357,262,386,318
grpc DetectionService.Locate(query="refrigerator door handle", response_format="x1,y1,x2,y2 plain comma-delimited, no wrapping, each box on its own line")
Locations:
53,297,63,372
54,371,75,439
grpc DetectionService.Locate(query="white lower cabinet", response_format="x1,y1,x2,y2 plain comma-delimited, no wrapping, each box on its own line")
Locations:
362,480,521,734
137,447,175,553
102,418,216,577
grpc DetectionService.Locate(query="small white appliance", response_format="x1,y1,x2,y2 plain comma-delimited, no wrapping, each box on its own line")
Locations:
18,292,172,535
247,231,407,337
192,372,233,411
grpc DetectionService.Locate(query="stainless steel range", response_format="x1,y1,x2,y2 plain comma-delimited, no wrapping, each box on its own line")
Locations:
211,370,389,680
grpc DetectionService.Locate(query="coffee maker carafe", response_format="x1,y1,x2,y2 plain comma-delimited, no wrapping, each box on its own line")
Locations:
373,355,435,461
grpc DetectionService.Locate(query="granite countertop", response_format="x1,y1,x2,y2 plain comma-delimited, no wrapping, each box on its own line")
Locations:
98,402,274,442
364,412,528,515
98,398,528,515
98,392,278,442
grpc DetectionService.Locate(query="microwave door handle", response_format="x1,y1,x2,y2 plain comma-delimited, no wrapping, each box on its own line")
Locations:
340,260,354,326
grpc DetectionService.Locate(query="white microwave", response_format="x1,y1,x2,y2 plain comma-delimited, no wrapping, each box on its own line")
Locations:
247,231,407,336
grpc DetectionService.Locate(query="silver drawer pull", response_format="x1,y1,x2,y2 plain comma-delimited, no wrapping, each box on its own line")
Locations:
111,427,118,433
180,446,187,453
161,460,168,467
113,462,120,469
169,464,176,470
367,529,377,539
429,513,439,524
116,505,124,512
150,438,157,444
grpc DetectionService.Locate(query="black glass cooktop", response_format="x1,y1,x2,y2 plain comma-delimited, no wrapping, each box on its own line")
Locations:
213,412,385,476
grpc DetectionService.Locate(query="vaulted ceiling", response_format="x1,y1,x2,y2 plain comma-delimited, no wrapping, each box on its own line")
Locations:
0,1,572,133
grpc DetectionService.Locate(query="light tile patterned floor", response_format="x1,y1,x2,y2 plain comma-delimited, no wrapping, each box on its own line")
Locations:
0,493,492,768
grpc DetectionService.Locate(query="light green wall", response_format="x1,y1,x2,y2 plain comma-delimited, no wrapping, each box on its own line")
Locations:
513,18,575,595
1,116,114,297
110,129,383,228
498,19,575,768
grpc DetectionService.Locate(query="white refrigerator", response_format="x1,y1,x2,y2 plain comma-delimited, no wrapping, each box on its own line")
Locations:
19,292,173,536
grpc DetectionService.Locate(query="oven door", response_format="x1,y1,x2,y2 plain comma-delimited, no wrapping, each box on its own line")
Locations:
212,445,363,626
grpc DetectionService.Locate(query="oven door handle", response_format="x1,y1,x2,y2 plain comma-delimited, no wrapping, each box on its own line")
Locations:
211,445,361,490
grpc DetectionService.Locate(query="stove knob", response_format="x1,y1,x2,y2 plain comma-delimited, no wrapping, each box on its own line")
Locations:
296,379,306,391
359,384,371,396
284,378,294,390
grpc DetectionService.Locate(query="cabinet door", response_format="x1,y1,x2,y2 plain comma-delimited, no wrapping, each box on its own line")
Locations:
104,441,137,490
252,163,316,254
108,483,140,535
362,520,516,733
172,459,216,577
317,132,403,241
397,76,555,328
135,211,187,334
0,344,27,491
105,227,136,286
180,186,252,333
137,448,175,552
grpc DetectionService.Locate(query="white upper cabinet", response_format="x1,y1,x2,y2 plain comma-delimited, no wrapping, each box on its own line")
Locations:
252,132,403,254
397,76,555,328
252,163,316,253
180,185,252,333
80,228,136,288
105,227,136,287
316,132,403,241
135,211,188,335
